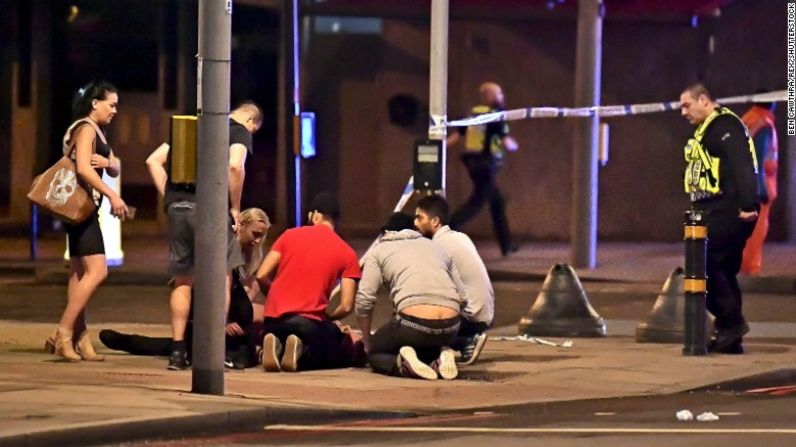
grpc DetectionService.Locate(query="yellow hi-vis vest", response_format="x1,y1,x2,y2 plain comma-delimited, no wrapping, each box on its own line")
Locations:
684,107,757,202
464,105,507,159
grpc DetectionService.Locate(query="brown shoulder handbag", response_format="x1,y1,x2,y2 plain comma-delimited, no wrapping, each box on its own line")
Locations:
26,119,104,225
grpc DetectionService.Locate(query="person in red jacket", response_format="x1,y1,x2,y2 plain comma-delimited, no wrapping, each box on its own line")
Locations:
740,100,778,275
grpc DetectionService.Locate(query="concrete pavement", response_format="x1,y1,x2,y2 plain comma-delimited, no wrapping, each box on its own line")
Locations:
1,321,795,446
1,223,795,445
3,226,796,293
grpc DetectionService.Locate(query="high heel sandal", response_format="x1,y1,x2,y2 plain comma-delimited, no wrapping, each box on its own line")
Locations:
44,331,57,354
75,331,105,362
54,328,81,362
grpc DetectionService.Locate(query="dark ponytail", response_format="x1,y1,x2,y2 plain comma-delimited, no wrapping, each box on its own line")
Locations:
72,80,118,119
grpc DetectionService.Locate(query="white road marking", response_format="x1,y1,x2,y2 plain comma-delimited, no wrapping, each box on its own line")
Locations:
264,424,796,435
717,412,742,416
594,412,616,416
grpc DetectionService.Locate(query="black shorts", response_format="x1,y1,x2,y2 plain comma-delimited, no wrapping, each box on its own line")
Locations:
65,213,105,257
166,201,244,276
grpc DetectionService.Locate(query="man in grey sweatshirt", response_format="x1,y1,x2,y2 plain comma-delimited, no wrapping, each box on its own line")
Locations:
415,195,494,365
356,213,465,380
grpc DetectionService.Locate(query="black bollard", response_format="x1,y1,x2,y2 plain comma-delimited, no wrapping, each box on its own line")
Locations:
683,210,708,356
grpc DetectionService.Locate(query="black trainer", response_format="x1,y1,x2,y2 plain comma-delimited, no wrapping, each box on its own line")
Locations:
708,322,749,354
458,333,488,366
167,349,190,370
708,338,744,354
501,243,520,257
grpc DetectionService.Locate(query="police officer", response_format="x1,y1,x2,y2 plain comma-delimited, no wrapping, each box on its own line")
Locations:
679,83,759,354
447,82,518,256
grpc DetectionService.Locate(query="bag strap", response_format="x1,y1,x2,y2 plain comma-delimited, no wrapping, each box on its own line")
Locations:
63,118,108,158
82,118,108,145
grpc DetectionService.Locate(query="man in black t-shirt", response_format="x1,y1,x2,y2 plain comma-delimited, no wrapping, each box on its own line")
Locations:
679,84,759,354
447,82,519,256
146,101,263,369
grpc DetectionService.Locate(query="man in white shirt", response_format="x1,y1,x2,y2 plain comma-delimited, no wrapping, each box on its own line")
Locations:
414,195,494,365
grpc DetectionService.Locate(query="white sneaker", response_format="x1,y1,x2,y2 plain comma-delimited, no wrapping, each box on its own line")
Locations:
262,333,283,372
432,347,458,380
281,335,303,373
398,346,438,380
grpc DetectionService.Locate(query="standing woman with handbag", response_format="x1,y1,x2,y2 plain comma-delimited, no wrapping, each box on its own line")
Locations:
47,81,129,361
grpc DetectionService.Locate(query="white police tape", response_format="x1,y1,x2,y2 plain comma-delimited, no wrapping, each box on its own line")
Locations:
327,175,416,302
429,114,448,139
394,176,415,212
446,89,787,127
492,334,574,348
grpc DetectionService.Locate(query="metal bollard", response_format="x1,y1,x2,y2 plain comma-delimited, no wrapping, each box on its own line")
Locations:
683,210,708,356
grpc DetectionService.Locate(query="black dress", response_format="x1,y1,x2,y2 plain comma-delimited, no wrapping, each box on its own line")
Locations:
64,122,112,257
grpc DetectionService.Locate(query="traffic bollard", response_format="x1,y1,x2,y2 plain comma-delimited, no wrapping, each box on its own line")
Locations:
683,209,708,356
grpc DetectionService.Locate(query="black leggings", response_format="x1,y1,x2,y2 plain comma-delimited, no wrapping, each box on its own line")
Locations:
368,314,460,376
100,328,257,368
100,280,257,366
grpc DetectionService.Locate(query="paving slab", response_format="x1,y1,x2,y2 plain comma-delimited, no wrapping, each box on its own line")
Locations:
1,321,794,446
3,235,795,293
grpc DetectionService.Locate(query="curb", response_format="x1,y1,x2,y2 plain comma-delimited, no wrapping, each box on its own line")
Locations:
4,265,796,293
488,269,796,295
35,270,172,286
738,276,796,295
0,405,409,447
689,368,796,393
487,269,621,284
0,264,171,286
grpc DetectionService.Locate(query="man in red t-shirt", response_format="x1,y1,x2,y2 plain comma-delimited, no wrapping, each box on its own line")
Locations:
255,192,361,372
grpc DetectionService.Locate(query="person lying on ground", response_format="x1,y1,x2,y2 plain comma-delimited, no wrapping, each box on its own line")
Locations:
99,208,270,369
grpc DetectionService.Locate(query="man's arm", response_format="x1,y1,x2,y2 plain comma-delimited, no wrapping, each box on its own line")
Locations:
357,312,374,352
327,278,357,320
446,131,461,148
146,143,170,197
354,252,382,350
446,253,468,310
240,274,263,302
228,144,247,230
500,121,518,152
502,135,518,152
717,119,760,217
255,250,281,289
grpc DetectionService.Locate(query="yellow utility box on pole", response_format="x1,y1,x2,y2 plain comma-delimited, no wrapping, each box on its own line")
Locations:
170,115,198,184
